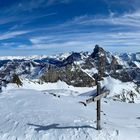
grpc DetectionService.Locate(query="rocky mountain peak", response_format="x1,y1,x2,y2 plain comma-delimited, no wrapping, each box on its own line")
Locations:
0,47,140,87
62,52,81,66
91,44,106,58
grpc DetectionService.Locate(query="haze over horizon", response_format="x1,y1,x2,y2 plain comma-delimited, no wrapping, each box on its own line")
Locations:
0,0,140,56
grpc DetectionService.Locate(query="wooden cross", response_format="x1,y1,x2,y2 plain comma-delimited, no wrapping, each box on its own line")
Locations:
79,47,108,130
79,83,109,130
86,84,109,130
86,87,108,104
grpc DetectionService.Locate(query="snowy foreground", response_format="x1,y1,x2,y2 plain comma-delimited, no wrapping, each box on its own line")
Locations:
0,80,140,140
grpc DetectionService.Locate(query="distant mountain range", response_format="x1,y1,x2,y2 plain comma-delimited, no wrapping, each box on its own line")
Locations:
0,45,140,87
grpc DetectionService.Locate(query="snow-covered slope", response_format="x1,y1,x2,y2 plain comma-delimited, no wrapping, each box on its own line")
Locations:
0,46,140,140
0,82,140,140
102,77,140,103
0,46,140,102
0,55,48,60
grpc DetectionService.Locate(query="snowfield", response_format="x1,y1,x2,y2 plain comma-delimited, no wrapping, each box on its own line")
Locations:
0,80,140,140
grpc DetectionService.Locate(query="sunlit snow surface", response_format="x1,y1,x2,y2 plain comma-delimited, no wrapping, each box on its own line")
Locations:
0,80,140,140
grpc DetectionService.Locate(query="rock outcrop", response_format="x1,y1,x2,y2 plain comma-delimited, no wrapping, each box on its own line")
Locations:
0,45,140,87
40,63,95,87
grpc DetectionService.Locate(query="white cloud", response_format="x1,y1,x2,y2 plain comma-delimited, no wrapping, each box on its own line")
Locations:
0,30,30,40
25,30,140,53
19,41,91,49
2,8,140,53
0,12,57,27
59,10,140,28
30,36,54,44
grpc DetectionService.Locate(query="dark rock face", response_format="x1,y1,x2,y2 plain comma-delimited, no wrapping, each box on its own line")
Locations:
111,70,133,82
89,45,107,78
59,64,95,87
62,52,81,66
11,73,23,86
39,53,94,87
40,63,96,87
91,44,105,58
0,45,140,87
111,56,119,72
113,89,137,103
40,65,60,83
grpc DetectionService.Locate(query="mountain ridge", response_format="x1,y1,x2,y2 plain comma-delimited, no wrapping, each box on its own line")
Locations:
0,45,140,89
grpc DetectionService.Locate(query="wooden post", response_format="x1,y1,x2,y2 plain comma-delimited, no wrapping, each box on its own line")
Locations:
80,46,106,130
96,48,105,130
96,81,101,130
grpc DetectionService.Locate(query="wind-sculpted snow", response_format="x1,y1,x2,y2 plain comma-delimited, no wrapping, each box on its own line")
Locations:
0,82,140,140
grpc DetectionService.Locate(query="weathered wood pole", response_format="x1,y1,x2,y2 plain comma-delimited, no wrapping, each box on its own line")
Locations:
96,81,101,130
96,46,104,130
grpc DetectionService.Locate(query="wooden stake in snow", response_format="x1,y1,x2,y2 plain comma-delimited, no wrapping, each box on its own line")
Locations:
96,80,101,130
80,47,108,130
85,82,108,130
96,48,105,130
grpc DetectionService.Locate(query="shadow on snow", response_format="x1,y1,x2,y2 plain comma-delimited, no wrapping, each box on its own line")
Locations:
27,123,96,132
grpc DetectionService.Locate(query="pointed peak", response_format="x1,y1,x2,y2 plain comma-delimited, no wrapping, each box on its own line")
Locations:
91,45,105,58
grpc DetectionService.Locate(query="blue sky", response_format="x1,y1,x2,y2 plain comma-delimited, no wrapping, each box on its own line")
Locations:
0,0,140,55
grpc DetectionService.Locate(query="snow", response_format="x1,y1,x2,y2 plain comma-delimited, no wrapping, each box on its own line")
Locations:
0,55,48,60
0,81,140,140
3,80,95,96
0,53,71,61
82,68,98,75
134,61,140,68
114,55,128,67
101,76,140,103
135,53,140,61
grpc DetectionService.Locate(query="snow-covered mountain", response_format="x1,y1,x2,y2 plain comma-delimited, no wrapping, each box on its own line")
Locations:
0,45,140,102
0,45,140,140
